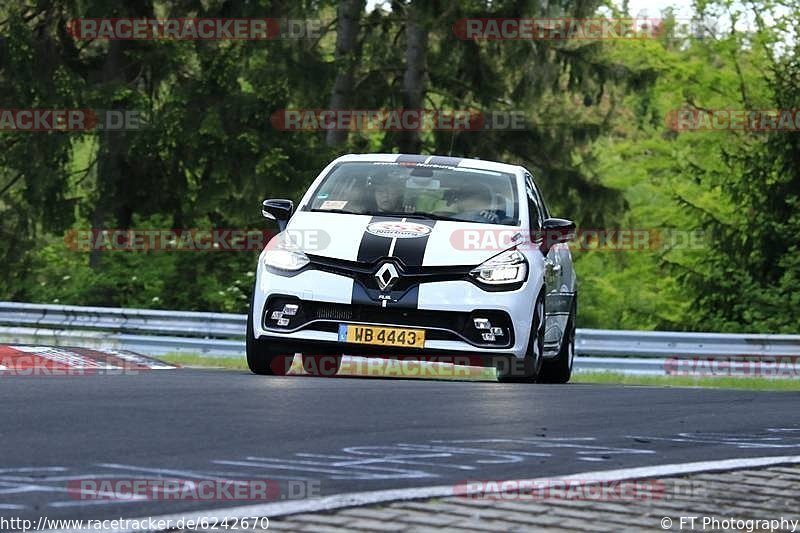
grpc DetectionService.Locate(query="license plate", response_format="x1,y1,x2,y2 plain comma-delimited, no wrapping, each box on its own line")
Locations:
338,324,425,348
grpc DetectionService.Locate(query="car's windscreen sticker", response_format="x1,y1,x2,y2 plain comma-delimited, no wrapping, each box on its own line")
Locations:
319,200,348,210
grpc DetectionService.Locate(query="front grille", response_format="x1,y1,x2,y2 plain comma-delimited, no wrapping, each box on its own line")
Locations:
308,302,466,330
314,303,353,321
263,296,514,348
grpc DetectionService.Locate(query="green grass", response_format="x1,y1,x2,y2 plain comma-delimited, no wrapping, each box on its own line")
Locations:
158,353,800,390
161,353,248,370
573,372,800,391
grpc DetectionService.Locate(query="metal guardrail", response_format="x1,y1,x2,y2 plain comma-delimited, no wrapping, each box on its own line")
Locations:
1,301,798,374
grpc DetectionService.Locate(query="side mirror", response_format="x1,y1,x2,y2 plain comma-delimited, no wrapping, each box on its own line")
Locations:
262,199,294,231
541,218,576,246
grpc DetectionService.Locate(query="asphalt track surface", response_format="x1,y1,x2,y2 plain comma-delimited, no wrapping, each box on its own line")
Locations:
2,368,800,522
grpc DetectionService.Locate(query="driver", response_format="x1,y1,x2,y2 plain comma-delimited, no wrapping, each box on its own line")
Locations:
369,168,407,212
453,183,499,223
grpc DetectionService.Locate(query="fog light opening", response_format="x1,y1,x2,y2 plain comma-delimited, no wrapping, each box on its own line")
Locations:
474,318,491,330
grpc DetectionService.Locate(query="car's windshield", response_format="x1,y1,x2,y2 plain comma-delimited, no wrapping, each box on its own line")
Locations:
304,162,519,225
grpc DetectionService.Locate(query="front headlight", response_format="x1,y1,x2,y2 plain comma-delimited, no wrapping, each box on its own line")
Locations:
262,233,310,272
263,249,309,271
469,248,527,285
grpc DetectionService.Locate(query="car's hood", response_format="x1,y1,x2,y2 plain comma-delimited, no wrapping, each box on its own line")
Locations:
285,211,524,267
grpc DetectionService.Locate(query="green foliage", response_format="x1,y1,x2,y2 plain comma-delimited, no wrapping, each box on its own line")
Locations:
21,215,258,312
0,1,797,333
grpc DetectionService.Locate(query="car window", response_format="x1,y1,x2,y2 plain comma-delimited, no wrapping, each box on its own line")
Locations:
529,173,550,220
524,173,544,229
305,162,519,225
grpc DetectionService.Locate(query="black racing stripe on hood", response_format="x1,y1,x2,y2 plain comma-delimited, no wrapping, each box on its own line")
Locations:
356,215,395,263
427,156,463,166
352,217,435,309
390,219,436,268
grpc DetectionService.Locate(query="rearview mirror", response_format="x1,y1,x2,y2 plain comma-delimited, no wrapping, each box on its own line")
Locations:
262,199,294,231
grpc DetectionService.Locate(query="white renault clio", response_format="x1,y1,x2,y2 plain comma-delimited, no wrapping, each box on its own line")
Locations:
248,154,577,382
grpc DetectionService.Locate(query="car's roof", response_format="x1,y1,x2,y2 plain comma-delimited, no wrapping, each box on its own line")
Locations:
332,153,526,177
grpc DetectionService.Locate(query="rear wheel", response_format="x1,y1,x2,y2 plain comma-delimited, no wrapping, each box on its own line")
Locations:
539,300,576,384
497,291,544,383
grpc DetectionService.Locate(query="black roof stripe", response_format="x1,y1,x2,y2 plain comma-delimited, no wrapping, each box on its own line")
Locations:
427,156,463,166
395,154,429,164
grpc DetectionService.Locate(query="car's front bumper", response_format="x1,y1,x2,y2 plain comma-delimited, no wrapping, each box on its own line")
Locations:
252,265,541,359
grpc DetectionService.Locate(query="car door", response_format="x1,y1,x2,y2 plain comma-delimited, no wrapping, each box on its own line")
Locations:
524,171,576,353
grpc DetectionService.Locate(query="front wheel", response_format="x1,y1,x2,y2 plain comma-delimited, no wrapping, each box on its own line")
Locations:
497,291,544,383
539,300,576,384
246,298,291,375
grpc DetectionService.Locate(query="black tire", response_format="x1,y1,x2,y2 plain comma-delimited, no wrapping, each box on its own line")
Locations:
246,293,291,375
497,291,545,383
302,354,342,377
539,300,576,384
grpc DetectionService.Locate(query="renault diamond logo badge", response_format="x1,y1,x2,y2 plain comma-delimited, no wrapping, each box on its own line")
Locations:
375,263,399,291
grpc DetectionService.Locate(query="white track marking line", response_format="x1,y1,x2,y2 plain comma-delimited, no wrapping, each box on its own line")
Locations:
293,453,474,471
391,443,552,459
96,463,299,482
49,499,150,508
217,458,434,479
431,437,655,456
628,434,800,448
0,467,68,474
0,474,130,483
0,485,51,495
53,454,800,533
